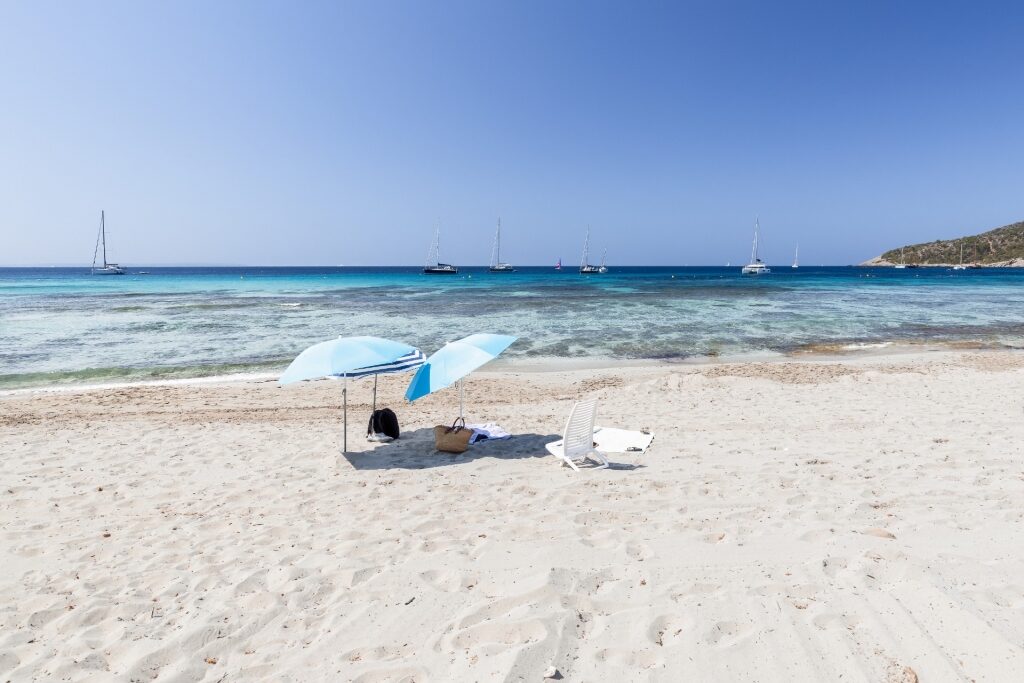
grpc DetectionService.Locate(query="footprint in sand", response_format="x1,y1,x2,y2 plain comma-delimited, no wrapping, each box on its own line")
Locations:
26,607,63,629
625,541,653,560
579,566,646,597
820,556,849,579
419,569,479,593
799,528,833,542
338,566,383,588
342,645,406,662
670,582,722,603
125,647,177,682
352,666,429,683
648,615,690,647
704,620,752,648
450,619,548,649
596,647,663,669
812,612,861,631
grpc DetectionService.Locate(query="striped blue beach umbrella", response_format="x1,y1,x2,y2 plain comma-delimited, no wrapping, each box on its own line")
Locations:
350,348,426,421
343,349,426,379
280,336,424,454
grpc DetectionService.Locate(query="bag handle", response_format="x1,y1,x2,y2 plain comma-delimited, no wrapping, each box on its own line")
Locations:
448,416,466,433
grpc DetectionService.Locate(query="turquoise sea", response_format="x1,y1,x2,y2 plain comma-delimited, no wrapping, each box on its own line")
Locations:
2,266,1024,389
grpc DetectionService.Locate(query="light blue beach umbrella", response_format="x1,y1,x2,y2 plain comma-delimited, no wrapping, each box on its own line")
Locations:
280,336,424,453
405,333,517,418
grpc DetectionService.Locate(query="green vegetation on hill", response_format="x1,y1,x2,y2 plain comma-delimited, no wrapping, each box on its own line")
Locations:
880,220,1024,264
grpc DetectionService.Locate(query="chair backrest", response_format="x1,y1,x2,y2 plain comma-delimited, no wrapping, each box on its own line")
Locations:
561,398,597,458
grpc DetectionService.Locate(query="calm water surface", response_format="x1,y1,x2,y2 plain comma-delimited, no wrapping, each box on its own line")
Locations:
2,266,1023,388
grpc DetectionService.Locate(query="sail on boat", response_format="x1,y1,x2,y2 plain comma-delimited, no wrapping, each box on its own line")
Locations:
423,225,458,274
741,217,770,274
579,228,605,274
488,218,514,272
555,257,562,270
894,247,907,269
91,210,126,275
792,243,799,269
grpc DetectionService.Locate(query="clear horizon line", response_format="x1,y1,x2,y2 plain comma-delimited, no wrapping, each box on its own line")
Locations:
1,262,864,268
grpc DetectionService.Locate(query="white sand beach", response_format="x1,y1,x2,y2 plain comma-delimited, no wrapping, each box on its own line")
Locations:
3,349,1024,681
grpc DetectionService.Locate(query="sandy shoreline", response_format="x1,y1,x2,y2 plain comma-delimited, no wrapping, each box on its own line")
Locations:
5,338,1009,398
3,349,1024,681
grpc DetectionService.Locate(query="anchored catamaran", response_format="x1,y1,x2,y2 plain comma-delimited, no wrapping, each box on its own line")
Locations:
741,218,770,274
91,210,126,275
488,218,514,272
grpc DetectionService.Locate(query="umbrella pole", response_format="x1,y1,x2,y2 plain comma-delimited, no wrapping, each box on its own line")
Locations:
459,379,464,420
373,374,378,414
343,376,348,454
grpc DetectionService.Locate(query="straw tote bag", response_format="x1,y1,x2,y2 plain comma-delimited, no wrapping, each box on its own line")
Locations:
434,417,473,453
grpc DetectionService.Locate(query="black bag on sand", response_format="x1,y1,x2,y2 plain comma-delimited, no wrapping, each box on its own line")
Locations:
368,408,400,440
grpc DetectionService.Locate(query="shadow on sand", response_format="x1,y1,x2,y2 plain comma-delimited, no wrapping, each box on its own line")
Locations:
341,427,646,471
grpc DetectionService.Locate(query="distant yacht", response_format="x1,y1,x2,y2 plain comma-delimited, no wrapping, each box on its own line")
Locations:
741,218,770,274
91,210,126,275
488,218,514,272
423,226,458,275
792,243,799,269
555,257,562,270
894,247,907,269
579,228,606,274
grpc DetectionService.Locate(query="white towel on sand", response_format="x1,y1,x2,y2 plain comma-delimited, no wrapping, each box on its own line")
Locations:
593,426,655,454
467,423,511,444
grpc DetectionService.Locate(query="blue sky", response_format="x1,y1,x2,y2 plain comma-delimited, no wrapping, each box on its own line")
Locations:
2,1,1022,266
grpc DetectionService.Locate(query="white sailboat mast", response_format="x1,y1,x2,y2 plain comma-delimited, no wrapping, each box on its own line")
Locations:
581,227,590,269
101,210,108,267
490,218,501,268
426,225,440,268
750,217,760,263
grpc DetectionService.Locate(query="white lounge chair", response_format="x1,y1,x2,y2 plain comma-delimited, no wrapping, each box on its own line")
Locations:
545,398,609,471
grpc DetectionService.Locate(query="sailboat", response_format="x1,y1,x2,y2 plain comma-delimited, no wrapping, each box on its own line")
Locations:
488,218,514,272
598,249,608,273
792,243,799,269
91,210,126,275
896,246,920,268
967,244,982,268
952,242,966,270
423,226,458,274
741,217,770,274
555,258,562,270
579,228,605,274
